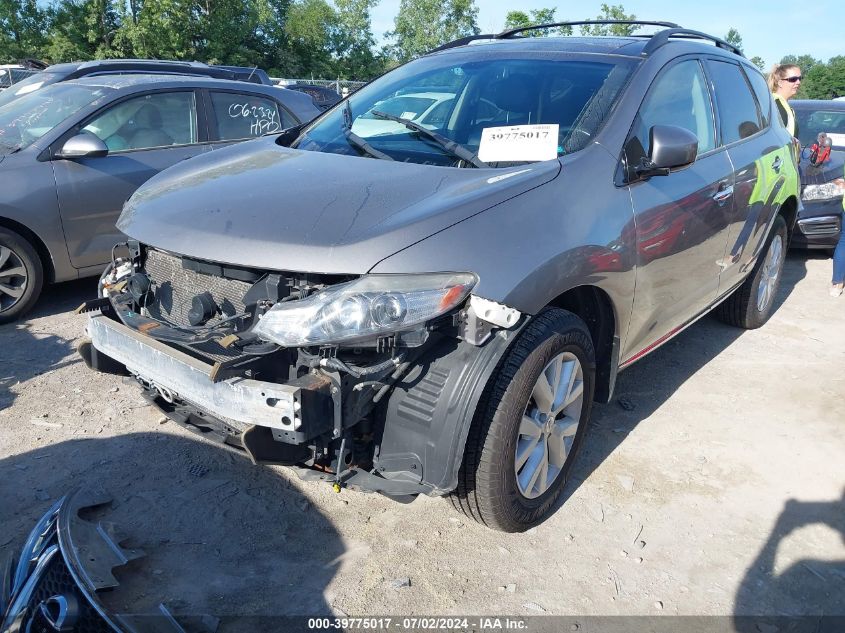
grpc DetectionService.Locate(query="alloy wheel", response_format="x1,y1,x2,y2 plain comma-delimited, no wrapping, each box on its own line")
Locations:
515,351,584,499
0,245,27,313
756,234,784,312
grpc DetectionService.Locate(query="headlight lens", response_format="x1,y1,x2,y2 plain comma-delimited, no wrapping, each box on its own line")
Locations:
802,182,845,202
252,273,477,346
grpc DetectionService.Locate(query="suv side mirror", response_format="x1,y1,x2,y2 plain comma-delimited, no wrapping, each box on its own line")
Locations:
56,133,109,159
635,125,698,177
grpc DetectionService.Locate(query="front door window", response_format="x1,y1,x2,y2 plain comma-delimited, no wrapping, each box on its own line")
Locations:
83,91,198,151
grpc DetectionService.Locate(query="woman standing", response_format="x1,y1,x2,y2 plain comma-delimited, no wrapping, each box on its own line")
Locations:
768,64,802,137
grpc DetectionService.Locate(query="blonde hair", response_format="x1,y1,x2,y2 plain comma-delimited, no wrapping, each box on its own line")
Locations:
768,64,800,92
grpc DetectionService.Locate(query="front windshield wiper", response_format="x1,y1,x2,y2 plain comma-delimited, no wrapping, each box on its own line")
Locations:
343,101,393,161
370,110,486,168
0,138,21,153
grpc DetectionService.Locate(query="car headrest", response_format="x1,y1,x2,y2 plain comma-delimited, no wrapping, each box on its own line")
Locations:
483,74,538,114
133,104,163,129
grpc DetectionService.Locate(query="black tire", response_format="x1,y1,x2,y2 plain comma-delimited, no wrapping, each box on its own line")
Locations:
0,227,44,324
717,215,787,329
450,308,596,532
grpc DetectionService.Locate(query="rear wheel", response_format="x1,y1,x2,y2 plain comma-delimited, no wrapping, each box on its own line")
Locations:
451,308,595,532
0,228,43,324
717,215,787,329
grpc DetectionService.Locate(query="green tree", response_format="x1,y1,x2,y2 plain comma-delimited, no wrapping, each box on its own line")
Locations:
579,3,636,36
0,0,50,62
802,56,845,99
749,56,765,71
194,0,273,67
333,0,383,79
111,0,195,60
503,8,571,36
388,0,479,63
724,28,743,53
284,0,337,77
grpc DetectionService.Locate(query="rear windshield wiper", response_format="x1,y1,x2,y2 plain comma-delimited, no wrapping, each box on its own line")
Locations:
370,110,486,168
343,101,393,161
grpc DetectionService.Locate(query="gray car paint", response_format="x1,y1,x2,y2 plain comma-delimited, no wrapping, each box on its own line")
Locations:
0,74,320,285
115,39,797,370
117,137,561,274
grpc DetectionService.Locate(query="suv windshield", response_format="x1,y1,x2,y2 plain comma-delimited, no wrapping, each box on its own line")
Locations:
0,82,111,154
795,107,845,148
296,51,636,168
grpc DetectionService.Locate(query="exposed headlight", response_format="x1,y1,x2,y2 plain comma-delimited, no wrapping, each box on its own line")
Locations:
252,273,477,347
802,182,845,202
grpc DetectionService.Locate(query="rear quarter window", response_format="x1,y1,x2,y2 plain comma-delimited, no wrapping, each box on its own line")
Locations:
743,66,772,129
707,60,763,144
210,91,295,141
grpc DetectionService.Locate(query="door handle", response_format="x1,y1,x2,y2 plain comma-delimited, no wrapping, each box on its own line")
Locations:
772,156,782,173
712,183,733,205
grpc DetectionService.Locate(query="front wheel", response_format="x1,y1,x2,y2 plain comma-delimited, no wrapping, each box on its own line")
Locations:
717,215,787,329
451,308,596,532
0,228,43,324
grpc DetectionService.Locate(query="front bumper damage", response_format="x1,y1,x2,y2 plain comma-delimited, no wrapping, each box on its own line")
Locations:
86,315,315,434
80,286,524,498
1,489,212,633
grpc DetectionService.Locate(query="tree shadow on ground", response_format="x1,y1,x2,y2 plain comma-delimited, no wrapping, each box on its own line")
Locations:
0,432,344,627
1,279,92,410
734,489,845,620
0,325,76,411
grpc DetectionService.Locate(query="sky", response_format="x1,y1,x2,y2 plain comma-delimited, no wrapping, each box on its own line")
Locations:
368,0,844,68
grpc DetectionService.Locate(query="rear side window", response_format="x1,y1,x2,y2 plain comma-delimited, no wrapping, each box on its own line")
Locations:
744,66,772,129
707,60,762,144
210,91,295,141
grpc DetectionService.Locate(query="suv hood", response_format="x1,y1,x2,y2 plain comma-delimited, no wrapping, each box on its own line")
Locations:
118,137,560,274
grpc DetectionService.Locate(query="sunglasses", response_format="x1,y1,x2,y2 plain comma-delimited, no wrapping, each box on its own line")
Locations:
783,76,803,83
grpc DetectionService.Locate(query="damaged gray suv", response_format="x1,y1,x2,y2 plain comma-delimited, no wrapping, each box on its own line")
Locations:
79,22,800,532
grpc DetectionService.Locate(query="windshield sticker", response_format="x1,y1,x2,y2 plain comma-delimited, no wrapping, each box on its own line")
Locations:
400,111,418,120
478,124,559,163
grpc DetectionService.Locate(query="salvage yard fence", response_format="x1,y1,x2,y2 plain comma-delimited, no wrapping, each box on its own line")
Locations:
272,78,367,96
0,67,39,89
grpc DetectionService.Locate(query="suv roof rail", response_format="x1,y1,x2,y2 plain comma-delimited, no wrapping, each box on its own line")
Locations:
77,59,207,69
498,20,680,39
431,20,743,58
641,27,742,57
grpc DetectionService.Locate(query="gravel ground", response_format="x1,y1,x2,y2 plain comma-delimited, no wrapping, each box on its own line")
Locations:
1,251,843,622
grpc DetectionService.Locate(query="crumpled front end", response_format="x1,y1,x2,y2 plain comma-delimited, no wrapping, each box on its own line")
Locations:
78,242,525,497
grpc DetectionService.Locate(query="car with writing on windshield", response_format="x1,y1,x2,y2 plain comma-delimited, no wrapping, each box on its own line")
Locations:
791,99,845,250
79,22,799,532
0,74,319,323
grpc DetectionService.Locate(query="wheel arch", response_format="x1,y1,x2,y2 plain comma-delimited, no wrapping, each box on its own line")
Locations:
545,284,620,403
778,195,798,244
0,216,56,283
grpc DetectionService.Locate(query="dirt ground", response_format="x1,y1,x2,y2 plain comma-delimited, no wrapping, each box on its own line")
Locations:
1,250,843,623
